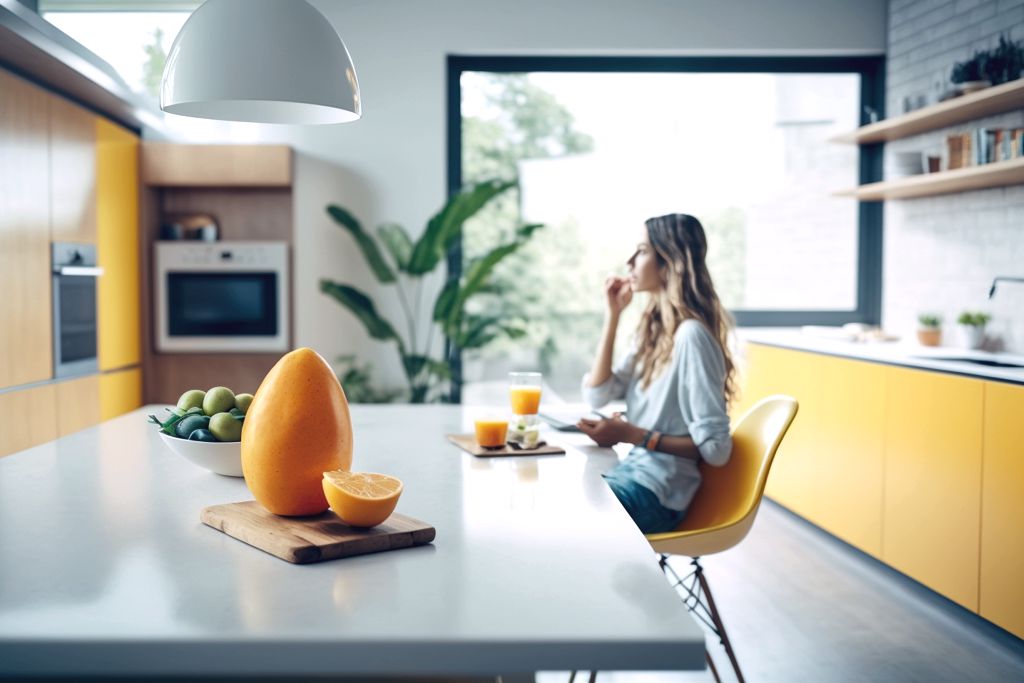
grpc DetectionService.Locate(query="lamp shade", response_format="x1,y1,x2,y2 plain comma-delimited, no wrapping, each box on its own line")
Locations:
160,0,360,124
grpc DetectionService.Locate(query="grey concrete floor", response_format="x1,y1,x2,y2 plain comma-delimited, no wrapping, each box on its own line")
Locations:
539,500,1024,682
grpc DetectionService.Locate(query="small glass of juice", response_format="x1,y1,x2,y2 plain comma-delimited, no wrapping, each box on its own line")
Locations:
509,371,543,417
474,417,509,449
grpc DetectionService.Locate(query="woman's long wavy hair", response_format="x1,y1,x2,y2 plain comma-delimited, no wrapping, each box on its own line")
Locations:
632,213,737,405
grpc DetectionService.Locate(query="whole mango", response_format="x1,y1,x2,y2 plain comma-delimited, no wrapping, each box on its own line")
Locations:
241,348,353,516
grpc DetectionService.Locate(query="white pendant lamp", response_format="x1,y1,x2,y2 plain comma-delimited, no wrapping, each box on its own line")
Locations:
160,0,361,124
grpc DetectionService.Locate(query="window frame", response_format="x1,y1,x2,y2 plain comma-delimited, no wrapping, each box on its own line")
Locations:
446,54,885,400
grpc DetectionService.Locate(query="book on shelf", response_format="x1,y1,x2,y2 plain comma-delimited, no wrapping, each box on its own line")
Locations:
946,127,1024,170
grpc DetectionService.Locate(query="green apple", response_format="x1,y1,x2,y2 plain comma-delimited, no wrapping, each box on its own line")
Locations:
203,387,235,416
234,393,254,414
209,412,243,442
176,389,206,412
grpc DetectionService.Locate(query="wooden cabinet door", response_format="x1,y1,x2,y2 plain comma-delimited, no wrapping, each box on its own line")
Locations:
96,118,141,371
979,381,1024,637
50,96,97,244
0,69,53,388
883,367,983,611
56,375,101,437
0,384,58,458
100,368,142,421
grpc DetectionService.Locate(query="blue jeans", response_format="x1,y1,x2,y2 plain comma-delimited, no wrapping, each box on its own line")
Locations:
603,474,686,534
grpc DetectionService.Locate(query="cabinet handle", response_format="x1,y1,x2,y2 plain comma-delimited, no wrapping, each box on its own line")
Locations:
58,266,104,277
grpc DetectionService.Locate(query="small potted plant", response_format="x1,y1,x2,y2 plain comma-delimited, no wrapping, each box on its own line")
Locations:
951,50,991,94
917,314,943,347
956,311,991,350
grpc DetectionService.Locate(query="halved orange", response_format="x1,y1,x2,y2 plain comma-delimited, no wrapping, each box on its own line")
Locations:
322,470,403,528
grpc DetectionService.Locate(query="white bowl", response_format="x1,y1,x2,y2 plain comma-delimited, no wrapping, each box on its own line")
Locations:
159,432,244,477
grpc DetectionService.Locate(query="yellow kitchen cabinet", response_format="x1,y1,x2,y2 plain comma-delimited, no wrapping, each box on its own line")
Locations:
50,96,97,244
883,367,983,611
812,357,887,558
96,118,141,371
0,68,53,388
979,381,1024,638
55,375,101,438
0,384,58,458
100,368,142,421
741,345,826,522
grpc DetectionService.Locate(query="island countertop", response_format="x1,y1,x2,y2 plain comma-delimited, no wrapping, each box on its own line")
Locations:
0,405,704,678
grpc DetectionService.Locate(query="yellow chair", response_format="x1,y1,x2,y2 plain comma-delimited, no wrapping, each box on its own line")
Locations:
646,394,799,683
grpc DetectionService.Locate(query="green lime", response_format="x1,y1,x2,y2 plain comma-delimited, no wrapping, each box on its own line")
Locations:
176,389,206,412
209,412,243,442
203,387,235,416
234,393,254,414
175,414,210,439
187,429,217,442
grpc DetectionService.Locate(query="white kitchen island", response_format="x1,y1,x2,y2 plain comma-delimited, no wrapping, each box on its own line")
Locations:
0,405,706,679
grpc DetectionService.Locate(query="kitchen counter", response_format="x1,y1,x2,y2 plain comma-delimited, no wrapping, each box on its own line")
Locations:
0,406,704,678
739,328,1024,385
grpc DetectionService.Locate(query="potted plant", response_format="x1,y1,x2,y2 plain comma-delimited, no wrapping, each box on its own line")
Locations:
916,313,943,347
956,311,991,350
951,35,1024,94
319,179,544,403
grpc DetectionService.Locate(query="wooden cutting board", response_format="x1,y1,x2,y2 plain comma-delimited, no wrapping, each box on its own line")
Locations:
201,501,435,564
446,433,565,457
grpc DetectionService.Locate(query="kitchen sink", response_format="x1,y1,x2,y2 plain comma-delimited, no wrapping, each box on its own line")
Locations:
913,355,1024,369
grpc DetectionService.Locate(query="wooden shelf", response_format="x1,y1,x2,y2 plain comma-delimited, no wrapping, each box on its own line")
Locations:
832,79,1024,145
834,156,1024,201
141,143,292,187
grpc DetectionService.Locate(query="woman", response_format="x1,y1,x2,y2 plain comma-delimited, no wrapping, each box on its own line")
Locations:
578,213,736,534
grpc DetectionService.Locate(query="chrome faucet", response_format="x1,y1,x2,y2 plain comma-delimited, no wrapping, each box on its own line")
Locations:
989,276,1024,299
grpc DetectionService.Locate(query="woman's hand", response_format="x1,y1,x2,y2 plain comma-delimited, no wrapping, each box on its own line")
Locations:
604,275,633,316
577,413,642,448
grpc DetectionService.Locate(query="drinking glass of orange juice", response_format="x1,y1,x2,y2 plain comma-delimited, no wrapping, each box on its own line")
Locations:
474,418,509,449
509,372,543,416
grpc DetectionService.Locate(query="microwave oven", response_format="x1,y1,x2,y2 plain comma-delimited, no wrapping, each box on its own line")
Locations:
155,242,289,352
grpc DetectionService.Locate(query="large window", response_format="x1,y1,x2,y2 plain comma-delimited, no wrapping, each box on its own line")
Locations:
449,56,883,402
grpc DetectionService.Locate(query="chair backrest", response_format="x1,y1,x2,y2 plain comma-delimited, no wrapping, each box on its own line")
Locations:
675,394,799,534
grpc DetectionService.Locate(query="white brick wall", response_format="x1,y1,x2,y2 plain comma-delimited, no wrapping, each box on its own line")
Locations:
884,0,1024,352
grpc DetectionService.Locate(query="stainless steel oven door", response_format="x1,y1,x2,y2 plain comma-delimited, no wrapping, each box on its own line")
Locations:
155,242,289,352
52,243,103,378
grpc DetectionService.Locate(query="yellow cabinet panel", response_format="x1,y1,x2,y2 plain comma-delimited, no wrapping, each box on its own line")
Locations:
96,118,140,371
883,367,983,611
0,69,53,388
100,368,142,421
741,345,826,521
56,375,100,438
0,384,57,458
50,96,97,244
813,357,887,558
980,381,1024,637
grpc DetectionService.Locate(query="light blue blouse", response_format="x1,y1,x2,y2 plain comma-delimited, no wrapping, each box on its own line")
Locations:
581,318,732,512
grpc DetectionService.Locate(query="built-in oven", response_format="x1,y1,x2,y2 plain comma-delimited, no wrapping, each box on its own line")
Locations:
52,242,103,378
155,242,289,353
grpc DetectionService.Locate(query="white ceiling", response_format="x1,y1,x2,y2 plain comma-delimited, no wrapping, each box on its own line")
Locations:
40,1,199,10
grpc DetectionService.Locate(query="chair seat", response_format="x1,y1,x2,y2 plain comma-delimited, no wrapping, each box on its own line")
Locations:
646,507,759,557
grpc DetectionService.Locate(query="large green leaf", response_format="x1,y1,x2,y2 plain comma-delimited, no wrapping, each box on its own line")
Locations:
327,205,396,284
403,354,452,381
432,278,459,323
319,280,402,346
406,179,516,275
377,222,413,273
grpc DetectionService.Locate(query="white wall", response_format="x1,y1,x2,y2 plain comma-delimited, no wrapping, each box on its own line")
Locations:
275,0,887,391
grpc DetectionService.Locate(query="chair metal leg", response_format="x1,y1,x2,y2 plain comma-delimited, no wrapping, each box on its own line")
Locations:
568,672,576,683
705,648,722,683
587,671,597,683
694,564,745,683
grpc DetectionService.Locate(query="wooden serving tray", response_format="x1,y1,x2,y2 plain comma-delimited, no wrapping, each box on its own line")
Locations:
446,433,566,458
201,500,435,564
